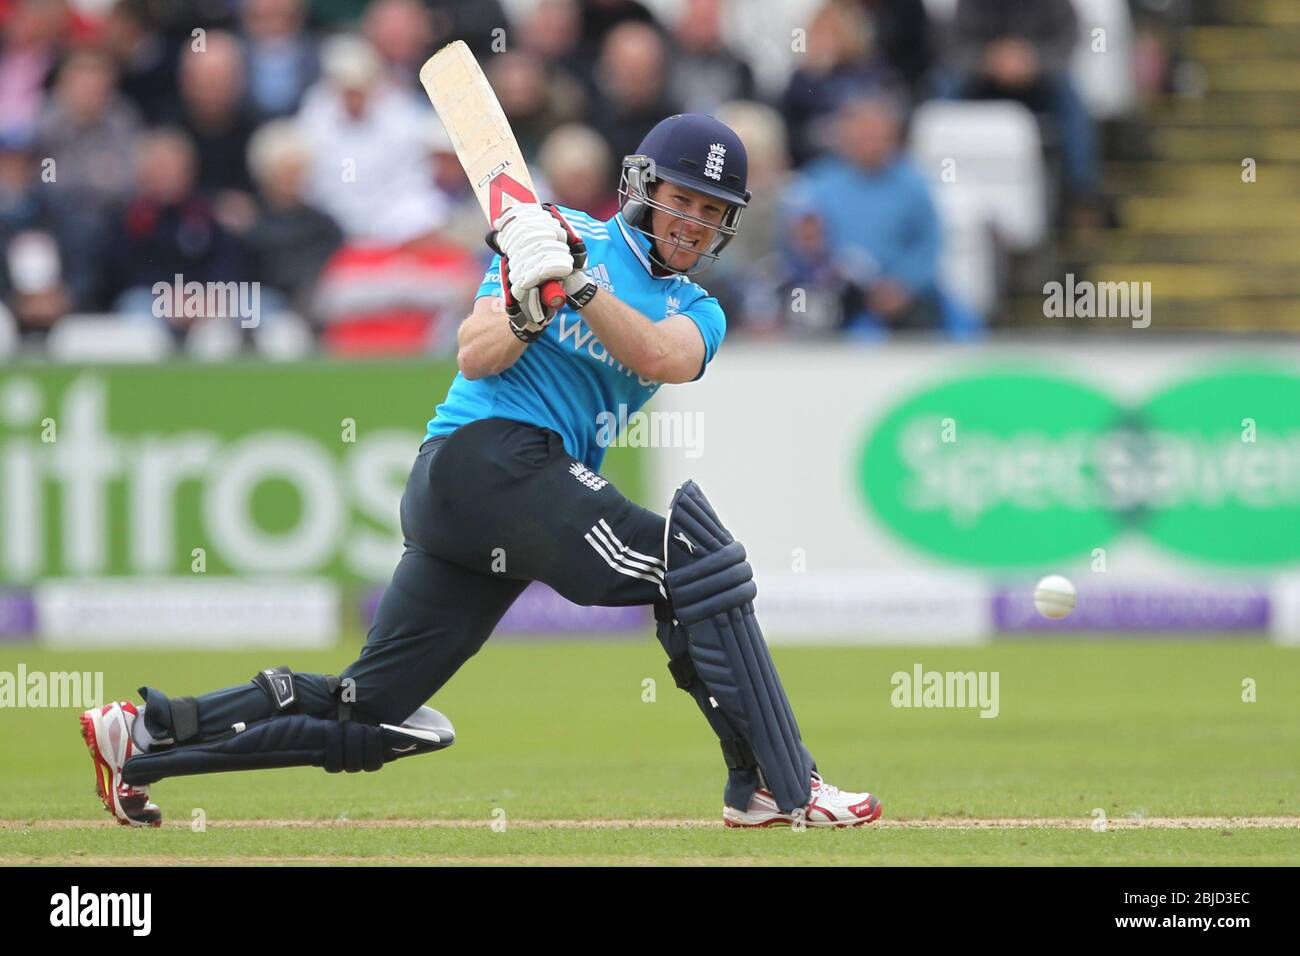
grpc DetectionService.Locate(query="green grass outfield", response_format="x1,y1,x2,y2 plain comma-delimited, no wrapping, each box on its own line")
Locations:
2,638,1298,865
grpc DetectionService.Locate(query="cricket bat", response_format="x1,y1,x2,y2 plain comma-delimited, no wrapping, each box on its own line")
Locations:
419,41,567,310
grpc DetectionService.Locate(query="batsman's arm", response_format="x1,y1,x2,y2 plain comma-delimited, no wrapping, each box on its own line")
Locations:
578,289,707,385
456,294,527,380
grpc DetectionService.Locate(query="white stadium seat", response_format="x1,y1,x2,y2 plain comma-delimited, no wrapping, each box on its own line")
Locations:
922,0,959,23
45,315,174,363
908,100,1047,316
0,302,17,358
1069,0,1138,120
931,188,998,316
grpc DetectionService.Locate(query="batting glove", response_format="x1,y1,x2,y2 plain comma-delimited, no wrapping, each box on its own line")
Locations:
490,203,573,303
543,203,599,311
497,255,554,343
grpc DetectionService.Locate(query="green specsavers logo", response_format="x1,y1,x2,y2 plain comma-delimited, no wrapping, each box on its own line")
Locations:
858,367,1300,568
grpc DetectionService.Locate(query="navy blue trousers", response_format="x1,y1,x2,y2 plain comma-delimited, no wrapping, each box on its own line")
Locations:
139,418,764,806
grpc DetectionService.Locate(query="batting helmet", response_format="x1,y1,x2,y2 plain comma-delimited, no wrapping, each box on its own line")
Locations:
619,113,752,274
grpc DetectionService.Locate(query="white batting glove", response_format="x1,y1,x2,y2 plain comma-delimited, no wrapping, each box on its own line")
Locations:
492,204,573,301
498,254,554,343
540,203,598,310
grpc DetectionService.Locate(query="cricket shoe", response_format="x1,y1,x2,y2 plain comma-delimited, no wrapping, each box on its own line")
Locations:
723,771,881,828
79,700,162,828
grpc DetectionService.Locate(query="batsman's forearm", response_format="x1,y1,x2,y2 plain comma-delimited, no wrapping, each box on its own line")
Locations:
577,289,670,381
457,299,527,379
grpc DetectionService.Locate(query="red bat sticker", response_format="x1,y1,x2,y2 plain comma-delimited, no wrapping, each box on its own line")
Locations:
488,171,540,224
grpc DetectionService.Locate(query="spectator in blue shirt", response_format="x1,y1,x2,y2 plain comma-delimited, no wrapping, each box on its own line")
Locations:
780,91,941,334
238,0,320,121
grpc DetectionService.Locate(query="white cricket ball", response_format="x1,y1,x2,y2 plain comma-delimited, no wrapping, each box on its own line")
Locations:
1033,575,1077,620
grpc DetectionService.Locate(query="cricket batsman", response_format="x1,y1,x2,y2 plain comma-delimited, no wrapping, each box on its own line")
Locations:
79,114,883,829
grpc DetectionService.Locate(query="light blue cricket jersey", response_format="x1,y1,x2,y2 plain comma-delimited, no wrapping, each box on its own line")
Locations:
425,207,727,471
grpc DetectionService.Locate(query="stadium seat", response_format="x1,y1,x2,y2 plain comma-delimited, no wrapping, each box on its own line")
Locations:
254,313,316,361
930,188,998,317
908,100,1047,317
1069,0,1137,120
45,315,174,363
186,316,243,361
0,303,17,358
921,0,958,22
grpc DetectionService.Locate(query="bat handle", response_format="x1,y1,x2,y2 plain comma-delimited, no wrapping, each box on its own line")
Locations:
541,279,567,310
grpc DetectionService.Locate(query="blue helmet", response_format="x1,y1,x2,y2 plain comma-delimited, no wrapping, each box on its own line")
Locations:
618,113,752,275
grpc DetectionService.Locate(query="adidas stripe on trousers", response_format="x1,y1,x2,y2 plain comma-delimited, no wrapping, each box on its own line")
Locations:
342,416,669,724
155,416,672,742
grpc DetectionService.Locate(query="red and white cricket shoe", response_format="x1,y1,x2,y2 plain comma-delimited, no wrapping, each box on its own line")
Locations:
723,771,882,828
79,700,162,828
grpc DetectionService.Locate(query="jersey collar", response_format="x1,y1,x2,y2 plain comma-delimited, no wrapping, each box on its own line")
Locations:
614,212,663,278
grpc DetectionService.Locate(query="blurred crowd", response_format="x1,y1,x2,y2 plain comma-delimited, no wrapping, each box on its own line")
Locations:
0,0,1188,356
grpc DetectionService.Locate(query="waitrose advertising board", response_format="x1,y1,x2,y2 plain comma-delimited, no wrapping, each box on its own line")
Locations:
0,360,643,643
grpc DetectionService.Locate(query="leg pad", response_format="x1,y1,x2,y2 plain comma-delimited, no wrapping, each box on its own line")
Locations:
122,706,454,786
663,480,814,813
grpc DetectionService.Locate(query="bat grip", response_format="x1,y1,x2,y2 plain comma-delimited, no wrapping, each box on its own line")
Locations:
541,279,567,310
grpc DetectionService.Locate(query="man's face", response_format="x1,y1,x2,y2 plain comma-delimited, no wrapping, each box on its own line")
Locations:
837,100,899,170
138,137,195,205
59,55,115,123
602,24,665,108
647,181,726,272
